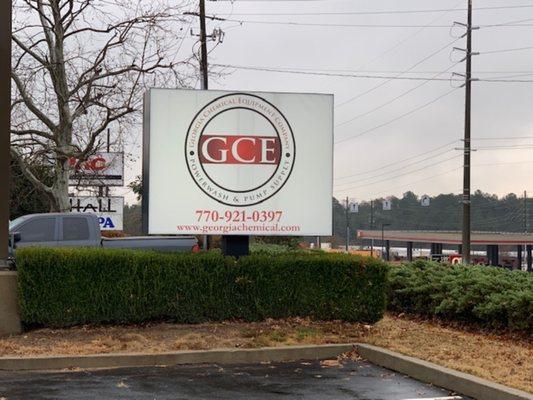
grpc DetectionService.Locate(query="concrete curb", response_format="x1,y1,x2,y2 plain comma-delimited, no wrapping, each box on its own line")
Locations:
0,344,354,371
355,343,533,400
0,342,530,400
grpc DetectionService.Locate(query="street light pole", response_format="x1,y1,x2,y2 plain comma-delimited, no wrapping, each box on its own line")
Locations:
0,0,11,269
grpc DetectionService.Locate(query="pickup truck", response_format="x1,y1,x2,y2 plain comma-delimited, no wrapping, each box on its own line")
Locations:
9,213,199,253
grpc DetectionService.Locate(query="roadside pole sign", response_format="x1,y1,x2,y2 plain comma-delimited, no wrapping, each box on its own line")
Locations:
421,194,431,207
349,201,359,213
383,199,392,211
68,152,124,187
143,88,334,236
69,196,124,231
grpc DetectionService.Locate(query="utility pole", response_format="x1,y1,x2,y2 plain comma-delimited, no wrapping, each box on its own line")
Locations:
461,0,473,265
345,197,350,252
199,0,209,90
0,0,11,269
191,2,235,254
198,0,209,249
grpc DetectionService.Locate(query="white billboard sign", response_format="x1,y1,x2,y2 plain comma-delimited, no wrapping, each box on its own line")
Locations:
69,196,124,231
383,199,392,211
143,89,333,236
68,152,124,186
421,194,431,207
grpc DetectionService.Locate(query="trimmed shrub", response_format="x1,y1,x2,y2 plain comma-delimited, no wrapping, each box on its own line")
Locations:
17,248,388,328
250,243,293,255
389,261,533,331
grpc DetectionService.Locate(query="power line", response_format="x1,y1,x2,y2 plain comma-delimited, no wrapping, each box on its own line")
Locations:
335,37,461,108
335,149,459,187
218,65,533,75
480,72,533,80
478,78,533,83
336,63,458,127
341,0,464,81
479,45,533,55
217,4,533,16
477,145,533,150
215,63,533,83
335,139,460,181
298,2,464,114
335,154,462,191
221,18,454,28
476,160,533,167
219,17,533,29
334,87,460,145
172,6,198,62
474,136,533,141
212,64,458,81
341,166,463,197
479,17,533,29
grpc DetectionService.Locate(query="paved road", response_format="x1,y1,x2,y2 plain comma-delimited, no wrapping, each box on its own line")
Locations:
0,360,466,400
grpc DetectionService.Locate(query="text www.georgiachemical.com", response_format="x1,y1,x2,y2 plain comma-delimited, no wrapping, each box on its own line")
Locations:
176,223,301,234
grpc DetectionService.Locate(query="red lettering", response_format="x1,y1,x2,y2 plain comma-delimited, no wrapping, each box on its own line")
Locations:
199,135,281,165
68,156,109,171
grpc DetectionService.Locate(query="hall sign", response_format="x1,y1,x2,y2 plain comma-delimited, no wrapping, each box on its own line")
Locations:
69,196,124,231
143,89,333,236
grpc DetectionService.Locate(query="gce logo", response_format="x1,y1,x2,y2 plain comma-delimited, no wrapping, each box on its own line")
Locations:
185,93,295,207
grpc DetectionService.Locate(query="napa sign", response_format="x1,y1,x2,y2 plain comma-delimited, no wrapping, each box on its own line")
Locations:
69,196,124,231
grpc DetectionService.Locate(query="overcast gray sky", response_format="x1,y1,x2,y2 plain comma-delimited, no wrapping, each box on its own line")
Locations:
122,0,533,204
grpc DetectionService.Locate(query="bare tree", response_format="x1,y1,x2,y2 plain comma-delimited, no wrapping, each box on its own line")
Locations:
11,0,196,211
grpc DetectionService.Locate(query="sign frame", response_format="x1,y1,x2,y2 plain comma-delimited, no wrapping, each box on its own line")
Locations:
68,152,124,187
142,88,334,236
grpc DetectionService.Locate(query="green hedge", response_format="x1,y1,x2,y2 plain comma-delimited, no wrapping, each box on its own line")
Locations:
17,248,388,328
389,261,533,331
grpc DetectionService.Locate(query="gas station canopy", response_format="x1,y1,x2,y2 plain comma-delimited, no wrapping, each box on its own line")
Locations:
357,230,533,246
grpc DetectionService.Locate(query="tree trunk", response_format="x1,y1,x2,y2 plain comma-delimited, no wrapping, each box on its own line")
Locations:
51,160,70,212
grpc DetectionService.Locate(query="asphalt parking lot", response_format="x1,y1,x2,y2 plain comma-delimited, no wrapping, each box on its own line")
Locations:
0,359,467,400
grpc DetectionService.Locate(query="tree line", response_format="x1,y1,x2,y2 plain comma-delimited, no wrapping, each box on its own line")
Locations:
333,191,531,246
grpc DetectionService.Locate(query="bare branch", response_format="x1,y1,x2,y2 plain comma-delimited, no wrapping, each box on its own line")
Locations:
10,147,53,195
11,71,58,133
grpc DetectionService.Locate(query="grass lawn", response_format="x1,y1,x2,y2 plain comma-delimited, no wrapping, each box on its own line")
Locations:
1,314,531,393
